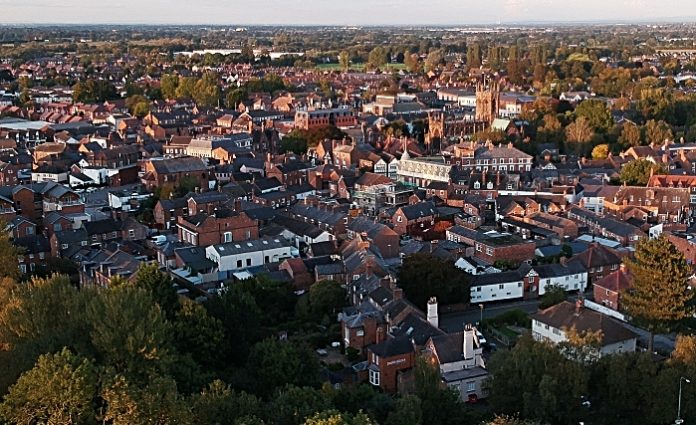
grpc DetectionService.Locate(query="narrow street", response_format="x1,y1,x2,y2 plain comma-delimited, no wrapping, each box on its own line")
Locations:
439,299,540,333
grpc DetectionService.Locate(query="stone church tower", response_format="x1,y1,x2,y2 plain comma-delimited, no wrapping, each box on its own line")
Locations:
475,78,500,125
426,111,445,153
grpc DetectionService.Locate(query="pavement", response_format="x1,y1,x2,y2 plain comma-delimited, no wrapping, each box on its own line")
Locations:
439,299,540,333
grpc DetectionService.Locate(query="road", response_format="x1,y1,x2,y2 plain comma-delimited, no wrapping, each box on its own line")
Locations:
439,299,540,333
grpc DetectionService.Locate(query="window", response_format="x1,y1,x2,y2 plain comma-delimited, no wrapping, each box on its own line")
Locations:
26,227,34,235
237,260,242,268
397,215,402,223
61,243,68,249
53,224,62,232
466,381,476,393
476,244,482,252
486,247,493,256
246,258,252,266
499,284,504,289
356,330,364,337
224,232,232,243
128,229,135,238
369,369,381,386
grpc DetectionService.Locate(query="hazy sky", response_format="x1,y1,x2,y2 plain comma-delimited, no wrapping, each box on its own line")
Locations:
1,0,695,25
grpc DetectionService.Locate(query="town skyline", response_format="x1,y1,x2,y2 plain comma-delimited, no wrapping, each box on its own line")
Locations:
3,0,696,26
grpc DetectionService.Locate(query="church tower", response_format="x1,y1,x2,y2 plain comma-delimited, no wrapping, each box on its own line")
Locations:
426,111,445,153
475,78,500,126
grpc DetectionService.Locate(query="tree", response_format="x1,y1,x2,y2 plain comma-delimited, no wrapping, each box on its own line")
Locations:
565,116,595,144
619,122,641,147
160,74,179,100
413,356,469,425
72,79,118,103
279,135,308,154
623,235,695,353
173,175,201,198
404,52,422,73
487,335,588,424
485,415,544,425
539,284,567,309
87,286,175,382
269,385,331,425
367,47,388,70
576,99,613,133
398,254,470,310
129,263,179,318
303,410,375,425
384,395,422,425
193,72,222,107
102,374,192,425
619,159,667,186
644,119,673,145
247,338,319,398
226,87,249,109
339,51,350,72
591,144,609,159
467,43,482,68
0,224,20,281
558,327,604,363
173,298,226,369
425,49,445,73
308,280,346,320
0,348,97,425
671,334,696,365
190,380,261,425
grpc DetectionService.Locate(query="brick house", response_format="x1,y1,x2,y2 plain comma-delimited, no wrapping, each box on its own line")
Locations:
154,198,188,230
265,156,312,186
446,226,536,265
391,201,439,236
568,243,624,284
593,264,632,312
366,336,416,393
0,161,20,186
14,235,51,274
141,157,210,191
177,210,259,246
9,216,37,238
294,108,357,131
12,186,41,221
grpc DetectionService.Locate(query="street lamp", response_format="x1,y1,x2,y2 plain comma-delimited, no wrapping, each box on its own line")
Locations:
479,303,484,325
677,376,691,425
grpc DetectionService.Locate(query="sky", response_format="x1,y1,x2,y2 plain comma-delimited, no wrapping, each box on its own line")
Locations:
2,0,696,25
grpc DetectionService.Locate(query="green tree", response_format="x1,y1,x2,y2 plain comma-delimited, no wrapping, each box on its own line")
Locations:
575,99,614,133
173,175,201,198
487,335,588,424
308,280,346,320
173,298,226,369
176,76,197,99
247,338,319,398
226,87,249,109
623,235,695,353
539,284,567,309
619,122,642,147
339,51,350,72
304,410,375,425
269,385,331,425
190,380,261,425
0,225,20,281
0,348,97,425
87,286,175,382
280,135,308,154
467,43,482,68
413,356,469,425
644,119,673,145
102,374,192,425
384,395,422,425
367,47,388,70
398,254,470,310
160,74,180,100
129,263,179,318
194,72,222,107
619,159,667,186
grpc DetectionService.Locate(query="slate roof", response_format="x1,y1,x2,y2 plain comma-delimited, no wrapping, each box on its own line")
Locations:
368,336,414,358
151,157,208,174
398,201,438,221
14,235,50,254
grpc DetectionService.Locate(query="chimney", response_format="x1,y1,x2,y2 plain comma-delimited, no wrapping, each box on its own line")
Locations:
575,298,584,316
376,325,385,344
619,263,626,273
427,297,439,328
463,324,475,360
393,287,403,300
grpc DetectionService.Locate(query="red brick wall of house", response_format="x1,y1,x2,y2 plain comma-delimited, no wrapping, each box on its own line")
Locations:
13,188,38,220
593,286,621,310
374,351,415,393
